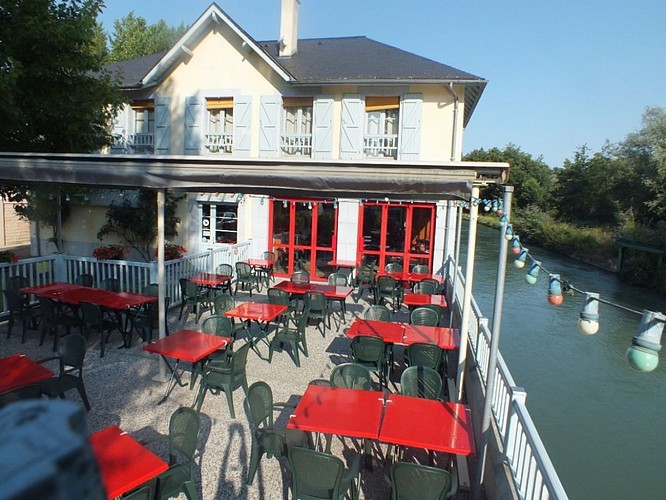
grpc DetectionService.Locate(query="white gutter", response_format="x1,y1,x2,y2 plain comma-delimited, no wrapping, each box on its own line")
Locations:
446,83,460,162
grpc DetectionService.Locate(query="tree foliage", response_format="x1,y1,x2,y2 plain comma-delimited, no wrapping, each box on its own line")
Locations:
97,190,182,262
0,0,122,152
107,12,187,62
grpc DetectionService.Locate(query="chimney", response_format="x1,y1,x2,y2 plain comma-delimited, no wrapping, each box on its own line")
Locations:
279,0,300,57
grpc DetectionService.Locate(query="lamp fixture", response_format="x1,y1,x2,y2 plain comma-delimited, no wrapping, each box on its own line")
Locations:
626,310,665,372
283,200,288,208
499,214,508,227
514,248,528,269
525,261,541,284
547,274,563,306
511,236,521,255
504,224,514,241
578,292,600,335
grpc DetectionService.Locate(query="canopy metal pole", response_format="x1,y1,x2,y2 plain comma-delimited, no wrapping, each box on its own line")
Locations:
156,189,167,381
474,186,513,499
456,185,479,402
449,202,463,328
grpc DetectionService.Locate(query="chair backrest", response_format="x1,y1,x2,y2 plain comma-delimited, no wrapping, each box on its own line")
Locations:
235,261,252,278
168,407,201,463
75,273,94,287
385,262,403,273
390,462,455,500
230,341,252,375
247,381,274,429
4,290,25,313
262,251,276,261
267,287,289,306
179,278,198,299
364,305,391,322
7,276,29,292
376,275,398,293
356,265,375,283
80,301,103,327
37,296,57,321
351,336,387,365
201,315,233,337
413,281,437,295
304,291,326,314
400,365,442,400
405,343,443,371
420,278,441,292
99,277,120,292
411,264,430,274
327,272,347,286
213,293,235,315
142,283,159,296
290,271,310,284
330,363,374,390
410,307,440,326
59,334,87,372
290,447,346,500
215,263,233,276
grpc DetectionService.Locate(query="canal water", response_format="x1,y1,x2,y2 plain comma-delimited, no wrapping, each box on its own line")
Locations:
461,223,666,500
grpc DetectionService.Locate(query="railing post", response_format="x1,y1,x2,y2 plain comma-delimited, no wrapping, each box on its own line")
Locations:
504,386,527,462
54,254,66,282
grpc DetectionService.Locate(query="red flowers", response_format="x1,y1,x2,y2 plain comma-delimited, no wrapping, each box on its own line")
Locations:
0,250,19,263
93,244,129,260
157,243,187,260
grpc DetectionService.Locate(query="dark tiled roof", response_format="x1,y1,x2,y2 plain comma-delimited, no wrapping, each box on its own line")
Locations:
104,51,167,88
258,36,483,83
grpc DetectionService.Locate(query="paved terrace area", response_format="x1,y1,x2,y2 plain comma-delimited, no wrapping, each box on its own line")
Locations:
0,281,474,500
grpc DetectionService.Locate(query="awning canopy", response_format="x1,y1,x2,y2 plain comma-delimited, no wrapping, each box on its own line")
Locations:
0,153,509,201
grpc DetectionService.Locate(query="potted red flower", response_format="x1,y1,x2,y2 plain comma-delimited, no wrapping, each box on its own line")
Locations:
0,250,19,263
93,244,129,260
156,243,187,260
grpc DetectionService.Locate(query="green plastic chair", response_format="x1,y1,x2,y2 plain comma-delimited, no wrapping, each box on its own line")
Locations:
290,270,310,284
99,277,120,292
409,307,440,326
38,296,81,352
375,275,402,312
201,314,234,337
4,289,42,343
352,265,375,303
412,281,437,295
0,383,42,409
6,275,29,292
245,381,309,485
38,334,92,411
194,341,251,418
405,343,444,373
128,296,171,345
234,261,262,296
385,262,403,273
327,272,348,319
211,294,249,340
363,304,391,322
74,273,94,287
267,287,299,327
142,283,160,296
330,363,374,391
350,335,389,388
304,291,330,336
289,447,361,500
80,301,123,357
153,407,201,500
421,278,442,293
254,251,276,286
178,278,209,323
390,462,458,500
268,312,309,367
400,365,442,400
121,484,154,500
411,264,430,274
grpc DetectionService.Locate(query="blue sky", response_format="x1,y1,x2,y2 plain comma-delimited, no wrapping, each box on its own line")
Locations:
98,0,665,168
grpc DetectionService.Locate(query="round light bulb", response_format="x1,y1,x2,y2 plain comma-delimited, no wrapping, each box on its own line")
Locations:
626,345,659,372
548,294,563,306
578,318,600,335
514,259,526,269
525,274,538,285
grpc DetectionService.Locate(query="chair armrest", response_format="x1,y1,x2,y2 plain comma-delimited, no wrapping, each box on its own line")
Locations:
138,432,168,446
342,453,361,483
272,402,297,411
447,465,458,498
35,356,58,365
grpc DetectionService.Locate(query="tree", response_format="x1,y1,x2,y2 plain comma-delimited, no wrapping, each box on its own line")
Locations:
107,12,187,62
0,0,122,152
463,144,556,210
97,190,182,262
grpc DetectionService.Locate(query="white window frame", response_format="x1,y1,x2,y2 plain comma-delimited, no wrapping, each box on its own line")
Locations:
205,98,234,154
281,98,313,157
201,203,238,244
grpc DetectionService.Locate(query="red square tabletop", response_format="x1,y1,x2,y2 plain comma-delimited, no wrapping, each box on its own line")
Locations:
0,354,54,394
379,394,476,456
189,272,232,287
90,291,157,310
246,258,274,268
287,385,386,440
224,302,287,323
143,329,230,363
90,425,168,499
327,259,360,269
402,325,460,350
402,292,448,308
273,280,315,294
311,283,354,300
346,319,405,344
20,282,85,300
379,272,443,285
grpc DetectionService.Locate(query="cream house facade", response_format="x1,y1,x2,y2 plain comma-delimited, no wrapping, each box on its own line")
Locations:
91,1,487,278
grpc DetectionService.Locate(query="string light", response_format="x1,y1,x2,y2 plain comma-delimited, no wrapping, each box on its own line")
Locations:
511,235,521,255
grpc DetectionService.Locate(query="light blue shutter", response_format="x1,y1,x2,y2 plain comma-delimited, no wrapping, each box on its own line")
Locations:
111,105,129,153
313,95,334,159
184,96,202,155
398,93,422,160
233,96,252,157
154,97,171,154
259,96,281,158
340,94,364,159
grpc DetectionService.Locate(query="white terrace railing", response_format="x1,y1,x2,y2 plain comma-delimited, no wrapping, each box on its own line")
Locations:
0,241,253,317
447,260,569,500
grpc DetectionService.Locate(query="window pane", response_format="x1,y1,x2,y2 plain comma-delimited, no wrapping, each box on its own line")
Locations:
362,205,382,251
316,203,335,247
294,203,312,246
386,206,406,252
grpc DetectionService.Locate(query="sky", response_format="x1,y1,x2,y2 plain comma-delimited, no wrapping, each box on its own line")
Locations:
98,0,666,168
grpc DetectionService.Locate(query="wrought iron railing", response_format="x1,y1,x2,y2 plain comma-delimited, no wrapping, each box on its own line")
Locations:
205,133,233,154
280,133,312,156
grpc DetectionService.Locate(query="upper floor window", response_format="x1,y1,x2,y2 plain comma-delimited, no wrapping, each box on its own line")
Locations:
130,100,154,153
201,203,237,244
281,97,313,156
364,96,399,159
206,98,234,154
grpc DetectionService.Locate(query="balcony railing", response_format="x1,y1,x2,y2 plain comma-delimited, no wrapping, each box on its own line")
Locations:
280,133,312,156
363,134,398,159
111,133,154,154
205,133,233,154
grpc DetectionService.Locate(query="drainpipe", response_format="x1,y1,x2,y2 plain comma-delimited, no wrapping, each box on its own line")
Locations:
445,83,460,161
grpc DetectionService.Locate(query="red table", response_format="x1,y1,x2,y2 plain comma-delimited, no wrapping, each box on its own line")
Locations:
224,302,287,346
20,282,157,310
402,292,448,309
189,272,232,288
379,394,476,455
346,319,459,350
273,281,353,300
246,258,275,286
379,272,443,287
143,329,230,404
0,354,54,394
90,425,168,499
287,384,386,440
